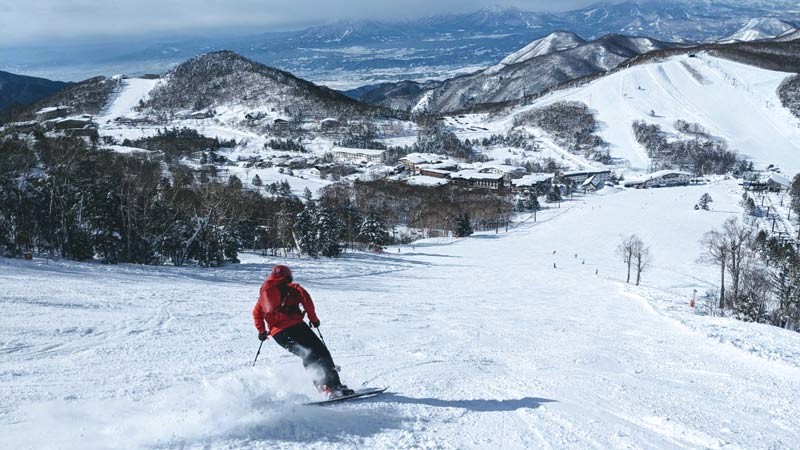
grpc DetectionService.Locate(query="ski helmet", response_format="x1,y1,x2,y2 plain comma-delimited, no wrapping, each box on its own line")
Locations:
270,265,293,283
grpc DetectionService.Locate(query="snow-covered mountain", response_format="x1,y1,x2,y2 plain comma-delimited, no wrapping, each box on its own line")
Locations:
489,31,587,72
351,32,679,114
723,18,797,42
443,51,800,173
139,51,397,121
774,27,800,42
4,1,800,88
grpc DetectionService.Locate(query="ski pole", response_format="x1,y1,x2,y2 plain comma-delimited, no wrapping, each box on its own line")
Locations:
252,340,265,367
310,321,340,372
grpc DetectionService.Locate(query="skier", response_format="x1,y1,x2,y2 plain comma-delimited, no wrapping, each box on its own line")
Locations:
252,265,354,398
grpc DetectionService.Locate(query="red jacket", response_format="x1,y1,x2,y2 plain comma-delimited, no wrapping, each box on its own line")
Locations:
252,274,319,336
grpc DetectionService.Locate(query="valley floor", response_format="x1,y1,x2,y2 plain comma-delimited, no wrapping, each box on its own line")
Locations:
2,179,800,449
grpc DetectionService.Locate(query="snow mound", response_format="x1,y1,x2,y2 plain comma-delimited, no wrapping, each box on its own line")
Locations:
4,366,402,450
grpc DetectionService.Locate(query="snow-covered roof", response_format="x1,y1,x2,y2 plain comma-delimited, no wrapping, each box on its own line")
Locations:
332,147,385,156
625,170,692,185
418,160,458,171
417,168,452,176
406,175,449,186
480,164,525,174
400,152,447,165
512,173,554,187
450,171,504,181
767,172,791,187
35,106,69,114
564,169,611,177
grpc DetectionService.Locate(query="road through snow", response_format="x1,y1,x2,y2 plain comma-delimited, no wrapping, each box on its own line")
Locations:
2,180,800,449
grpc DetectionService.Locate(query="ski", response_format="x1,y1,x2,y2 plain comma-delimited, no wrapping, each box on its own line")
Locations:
304,387,388,406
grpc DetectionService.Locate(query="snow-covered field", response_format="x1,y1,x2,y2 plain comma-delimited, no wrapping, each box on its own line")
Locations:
3,179,800,449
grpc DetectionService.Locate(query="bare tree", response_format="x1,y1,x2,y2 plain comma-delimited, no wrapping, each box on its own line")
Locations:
700,229,728,309
723,218,756,309
617,234,640,284
701,218,756,310
632,238,652,286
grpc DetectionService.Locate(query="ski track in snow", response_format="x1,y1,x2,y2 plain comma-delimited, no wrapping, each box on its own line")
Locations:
2,179,800,449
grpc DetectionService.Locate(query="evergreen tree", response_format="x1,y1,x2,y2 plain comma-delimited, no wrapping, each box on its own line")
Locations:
358,211,389,251
252,174,263,187
698,193,714,210
455,213,474,238
317,207,344,257
546,188,562,204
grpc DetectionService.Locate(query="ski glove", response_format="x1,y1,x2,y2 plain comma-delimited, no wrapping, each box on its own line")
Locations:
309,319,320,328
258,331,269,341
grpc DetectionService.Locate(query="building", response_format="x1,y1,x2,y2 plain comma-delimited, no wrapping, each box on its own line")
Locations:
450,171,505,190
562,170,612,186
399,153,448,172
418,168,453,179
331,147,385,164
766,172,791,192
511,173,554,194
624,170,692,188
44,115,95,131
34,106,71,121
479,164,526,181
581,175,605,192
320,118,340,130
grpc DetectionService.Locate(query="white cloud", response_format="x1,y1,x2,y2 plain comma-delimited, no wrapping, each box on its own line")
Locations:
0,0,595,45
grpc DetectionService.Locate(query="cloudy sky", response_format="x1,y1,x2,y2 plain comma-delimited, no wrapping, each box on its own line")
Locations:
2,0,606,45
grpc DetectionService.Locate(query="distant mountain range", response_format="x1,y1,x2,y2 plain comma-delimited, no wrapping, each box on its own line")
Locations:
345,32,684,113
1,1,797,88
0,71,68,112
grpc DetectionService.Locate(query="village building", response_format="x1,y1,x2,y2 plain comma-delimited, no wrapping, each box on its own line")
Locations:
450,171,505,190
511,173,555,194
562,169,612,186
43,115,96,131
331,147,385,164
765,172,791,192
34,106,71,121
581,175,605,192
320,118,340,131
399,153,448,172
478,164,526,181
624,170,692,188
418,168,453,179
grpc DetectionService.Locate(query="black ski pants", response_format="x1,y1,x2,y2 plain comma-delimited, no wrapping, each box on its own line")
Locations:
272,322,342,389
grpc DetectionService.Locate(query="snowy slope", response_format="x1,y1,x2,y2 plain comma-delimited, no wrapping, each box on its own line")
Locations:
449,53,800,173
487,31,586,73
97,77,159,122
2,180,800,449
723,18,797,42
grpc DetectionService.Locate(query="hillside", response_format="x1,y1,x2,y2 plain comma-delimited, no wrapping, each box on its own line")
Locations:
386,33,679,114
141,51,400,121
447,53,800,173
0,71,68,113
723,17,797,42
6,75,120,122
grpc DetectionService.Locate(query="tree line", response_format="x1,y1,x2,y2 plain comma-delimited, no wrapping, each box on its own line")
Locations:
1,133,513,265
632,120,741,175
699,179,800,331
